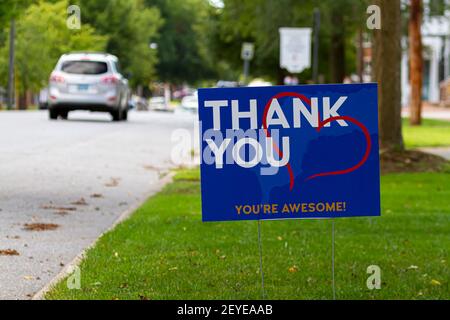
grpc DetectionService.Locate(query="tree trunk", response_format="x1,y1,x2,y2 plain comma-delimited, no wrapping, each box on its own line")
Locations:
18,93,27,110
357,28,364,83
330,9,346,83
373,0,404,151
409,0,423,126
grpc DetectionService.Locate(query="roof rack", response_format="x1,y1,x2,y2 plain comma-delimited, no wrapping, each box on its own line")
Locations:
62,52,119,61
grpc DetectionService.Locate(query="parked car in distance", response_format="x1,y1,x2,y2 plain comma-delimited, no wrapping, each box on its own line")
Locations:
248,79,272,87
130,95,149,111
216,80,240,88
149,96,170,112
180,91,198,112
173,86,195,100
48,52,130,121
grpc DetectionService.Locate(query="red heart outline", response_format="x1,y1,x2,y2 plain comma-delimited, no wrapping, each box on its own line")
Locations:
262,92,372,191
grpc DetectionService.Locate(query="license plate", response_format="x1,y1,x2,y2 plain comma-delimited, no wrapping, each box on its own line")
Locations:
78,84,89,91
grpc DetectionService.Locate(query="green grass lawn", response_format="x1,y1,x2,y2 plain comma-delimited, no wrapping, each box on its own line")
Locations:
47,167,450,300
403,118,450,148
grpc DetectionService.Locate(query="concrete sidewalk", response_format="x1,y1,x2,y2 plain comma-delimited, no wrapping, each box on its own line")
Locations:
402,105,450,121
402,105,450,160
418,147,450,161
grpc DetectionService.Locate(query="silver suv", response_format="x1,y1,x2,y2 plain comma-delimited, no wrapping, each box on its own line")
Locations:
48,52,130,121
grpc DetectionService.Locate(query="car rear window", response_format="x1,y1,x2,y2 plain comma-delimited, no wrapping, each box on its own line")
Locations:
61,61,108,75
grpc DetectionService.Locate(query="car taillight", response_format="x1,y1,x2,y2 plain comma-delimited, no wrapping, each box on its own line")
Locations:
101,75,119,85
50,73,65,83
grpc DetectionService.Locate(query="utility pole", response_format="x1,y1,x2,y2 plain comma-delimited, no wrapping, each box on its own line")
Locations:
243,59,250,84
7,19,15,110
313,8,320,84
241,42,254,85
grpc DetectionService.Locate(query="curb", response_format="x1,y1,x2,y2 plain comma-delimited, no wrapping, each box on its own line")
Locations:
32,172,175,300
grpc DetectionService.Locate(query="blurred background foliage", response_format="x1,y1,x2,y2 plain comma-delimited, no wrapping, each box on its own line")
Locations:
0,0,448,91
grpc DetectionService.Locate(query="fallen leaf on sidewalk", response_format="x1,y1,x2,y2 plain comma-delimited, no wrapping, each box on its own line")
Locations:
0,249,20,256
105,178,121,187
41,205,77,211
23,275,34,280
71,198,88,206
54,209,71,216
90,193,104,198
6,235,20,239
23,223,59,231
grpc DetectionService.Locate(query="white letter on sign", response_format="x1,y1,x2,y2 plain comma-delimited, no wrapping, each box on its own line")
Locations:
206,138,232,169
232,99,258,130
323,97,348,127
266,99,289,128
266,137,290,167
205,100,228,130
233,138,263,168
293,97,319,128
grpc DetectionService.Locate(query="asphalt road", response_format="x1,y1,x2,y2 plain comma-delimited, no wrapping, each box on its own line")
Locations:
0,109,197,300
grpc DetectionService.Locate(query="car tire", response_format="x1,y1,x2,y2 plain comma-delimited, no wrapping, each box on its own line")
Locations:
49,109,58,120
111,109,122,121
122,109,128,121
60,111,68,120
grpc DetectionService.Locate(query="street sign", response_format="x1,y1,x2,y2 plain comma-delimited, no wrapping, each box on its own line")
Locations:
198,84,380,222
241,42,255,61
279,28,312,74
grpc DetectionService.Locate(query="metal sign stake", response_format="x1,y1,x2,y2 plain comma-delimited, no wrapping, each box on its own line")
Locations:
332,220,336,300
257,220,266,299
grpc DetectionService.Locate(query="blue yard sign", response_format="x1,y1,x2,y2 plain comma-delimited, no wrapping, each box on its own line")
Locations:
198,84,380,222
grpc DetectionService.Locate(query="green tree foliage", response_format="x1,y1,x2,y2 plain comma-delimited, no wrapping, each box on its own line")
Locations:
318,0,369,82
214,0,303,83
215,0,369,84
0,0,35,50
75,0,162,88
0,0,34,28
144,0,217,84
0,0,107,93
